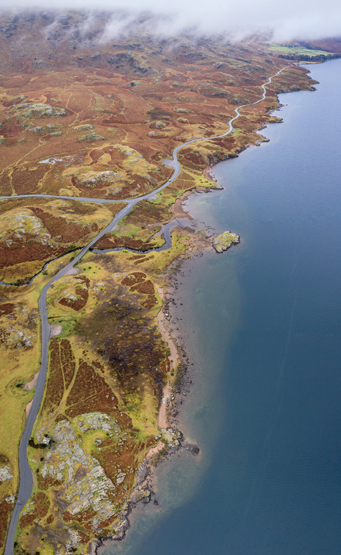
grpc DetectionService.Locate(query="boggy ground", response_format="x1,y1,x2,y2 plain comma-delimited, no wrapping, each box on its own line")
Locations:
0,8,322,555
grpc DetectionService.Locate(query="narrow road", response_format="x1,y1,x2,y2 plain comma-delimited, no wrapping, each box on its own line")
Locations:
3,67,287,555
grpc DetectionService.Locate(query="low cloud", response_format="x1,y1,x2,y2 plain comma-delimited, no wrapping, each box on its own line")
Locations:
3,0,341,42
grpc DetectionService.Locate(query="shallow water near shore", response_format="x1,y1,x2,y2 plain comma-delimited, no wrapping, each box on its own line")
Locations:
103,58,341,554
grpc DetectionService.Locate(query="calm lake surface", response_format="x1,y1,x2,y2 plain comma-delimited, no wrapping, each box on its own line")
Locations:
105,58,341,555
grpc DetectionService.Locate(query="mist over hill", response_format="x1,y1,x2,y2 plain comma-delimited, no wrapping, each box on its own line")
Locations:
1,1,341,43
0,8,340,77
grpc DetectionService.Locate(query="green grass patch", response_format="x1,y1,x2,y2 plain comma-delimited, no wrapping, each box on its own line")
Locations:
48,317,78,338
269,44,331,57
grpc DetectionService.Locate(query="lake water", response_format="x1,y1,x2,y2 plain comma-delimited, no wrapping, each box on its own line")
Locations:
104,58,341,555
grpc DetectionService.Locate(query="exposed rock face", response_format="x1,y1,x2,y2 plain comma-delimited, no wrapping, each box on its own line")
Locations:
129,488,150,504
39,419,117,522
26,126,43,133
16,103,67,118
0,466,13,483
150,120,167,129
74,124,94,131
213,231,240,253
161,427,181,447
7,326,33,348
79,132,104,142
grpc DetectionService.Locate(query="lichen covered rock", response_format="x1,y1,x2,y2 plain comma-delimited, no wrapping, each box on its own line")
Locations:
0,466,13,482
16,103,67,118
213,231,240,253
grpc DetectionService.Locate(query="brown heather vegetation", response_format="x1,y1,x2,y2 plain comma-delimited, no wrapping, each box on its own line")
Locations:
19,493,49,528
0,303,15,315
59,276,90,311
0,198,126,282
76,294,165,394
0,500,12,550
41,339,76,416
65,360,118,418
0,14,317,208
121,272,146,286
94,234,156,251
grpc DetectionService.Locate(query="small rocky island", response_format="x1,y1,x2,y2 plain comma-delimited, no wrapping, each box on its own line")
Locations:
213,232,240,253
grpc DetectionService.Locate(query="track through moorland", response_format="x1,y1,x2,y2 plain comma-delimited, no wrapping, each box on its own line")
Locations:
3,67,287,555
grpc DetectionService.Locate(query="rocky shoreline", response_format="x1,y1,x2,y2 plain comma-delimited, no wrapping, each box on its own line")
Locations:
89,134,262,551
91,183,236,553
89,90,299,553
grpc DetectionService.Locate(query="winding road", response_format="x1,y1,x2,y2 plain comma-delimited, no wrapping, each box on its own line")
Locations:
3,67,287,555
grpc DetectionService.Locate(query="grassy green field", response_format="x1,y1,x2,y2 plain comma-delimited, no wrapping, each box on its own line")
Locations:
269,44,331,57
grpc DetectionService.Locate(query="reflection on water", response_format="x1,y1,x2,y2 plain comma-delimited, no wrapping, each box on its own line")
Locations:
104,58,341,555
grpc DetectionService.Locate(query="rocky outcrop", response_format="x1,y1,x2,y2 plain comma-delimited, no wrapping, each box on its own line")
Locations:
213,231,240,253
74,124,94,131
0,466,13,483
16,103,67,118
79,132,104,142
7,326,33,348
38,419,118,521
